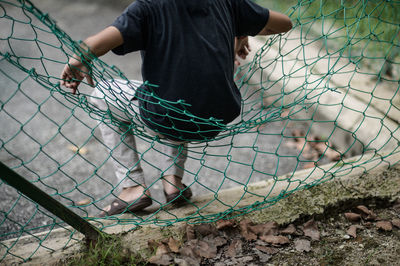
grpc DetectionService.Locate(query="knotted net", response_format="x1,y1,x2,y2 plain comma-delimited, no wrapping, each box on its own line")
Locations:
1,0,400,262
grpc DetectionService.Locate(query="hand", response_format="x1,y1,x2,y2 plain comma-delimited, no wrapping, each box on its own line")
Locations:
60,57,94,94
235,36,251,66
60,26,124,94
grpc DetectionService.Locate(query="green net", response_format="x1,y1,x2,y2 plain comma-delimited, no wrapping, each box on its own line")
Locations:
1,0,400,262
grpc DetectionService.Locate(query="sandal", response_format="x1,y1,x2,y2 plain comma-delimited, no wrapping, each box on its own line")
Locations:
99,196,152,217
164,184,193,205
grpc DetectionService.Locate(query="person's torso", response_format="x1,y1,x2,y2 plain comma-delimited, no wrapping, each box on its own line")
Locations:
138,0,241,124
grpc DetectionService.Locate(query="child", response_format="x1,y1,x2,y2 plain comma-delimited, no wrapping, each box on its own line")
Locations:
60,0,292,217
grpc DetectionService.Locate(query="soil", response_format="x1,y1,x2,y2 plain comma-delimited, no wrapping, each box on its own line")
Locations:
141,198,400,266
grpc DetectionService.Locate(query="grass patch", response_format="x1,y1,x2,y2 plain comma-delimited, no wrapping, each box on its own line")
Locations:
59,234,148,266
255,0,400,69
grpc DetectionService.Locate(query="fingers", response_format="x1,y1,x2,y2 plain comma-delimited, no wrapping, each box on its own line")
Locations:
86,74,95,87
60,65,69,87
237,46,251,60
235,39,252,66
60,60,95,93
60,67,80,94
70,86,77,95
235,37,251,60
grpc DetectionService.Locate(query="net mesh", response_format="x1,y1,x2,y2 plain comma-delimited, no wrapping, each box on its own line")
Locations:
1,0,400,262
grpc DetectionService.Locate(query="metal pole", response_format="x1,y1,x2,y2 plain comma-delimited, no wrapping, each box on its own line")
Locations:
0,162,101,241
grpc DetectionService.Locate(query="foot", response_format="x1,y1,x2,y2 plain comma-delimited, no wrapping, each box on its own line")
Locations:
162,175,185,195
162,175,192,204
100,185,152,217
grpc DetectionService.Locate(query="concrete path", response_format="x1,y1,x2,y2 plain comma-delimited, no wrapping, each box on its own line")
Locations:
0,0,300,240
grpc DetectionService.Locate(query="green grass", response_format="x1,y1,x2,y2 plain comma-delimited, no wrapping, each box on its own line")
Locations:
60,234,148,266
256,0,400,61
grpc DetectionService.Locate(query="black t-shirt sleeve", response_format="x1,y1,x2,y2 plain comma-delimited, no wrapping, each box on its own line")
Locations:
111,1,147,55
233,0,270,36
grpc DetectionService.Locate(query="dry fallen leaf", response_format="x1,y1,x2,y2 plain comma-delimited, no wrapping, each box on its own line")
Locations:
347,225,358,238
356,205,377,220
356,205,371,215
195,224,218,237
215,236,228,247
324,148,341,161
307,136,340,162
195,240,217,259
175,257,201,266
259,235,290,246
303,219,320,241
255,245,279,255
168,237,180,253
280,224,297,235
216,219,235,230
203,235,227,248
292,129,305,138
148,254,174,266
344,212,362,222
240,219,257,241
295,138,307,152
302,150,319,160
179,241,200,261
376,221,393,231
75,198,91,206
181,239,217,259
67,145,88,155
363,221,373,228
250,221,279,236
186,225,195,241
310,140,326,154
156,243,170,256
303,162,316,169
391,219,400,228
294,239,311,252
226,239,242,257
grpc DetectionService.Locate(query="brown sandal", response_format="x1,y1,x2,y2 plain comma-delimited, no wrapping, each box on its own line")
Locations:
164,184,192,205
99,196,152,217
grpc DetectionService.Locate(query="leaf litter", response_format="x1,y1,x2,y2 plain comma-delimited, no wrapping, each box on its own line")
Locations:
285,129,341,170
143,198,400,265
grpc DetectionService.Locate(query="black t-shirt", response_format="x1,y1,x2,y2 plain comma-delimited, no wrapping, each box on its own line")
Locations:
111,0,269,141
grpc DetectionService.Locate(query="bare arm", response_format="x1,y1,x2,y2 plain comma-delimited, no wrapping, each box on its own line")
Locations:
60,26,124,94
234,11,292,63
258,10,292,35
81,26,124,58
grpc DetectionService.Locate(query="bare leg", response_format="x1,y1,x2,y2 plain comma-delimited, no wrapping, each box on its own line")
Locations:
90,80,153,215
162,175,185,194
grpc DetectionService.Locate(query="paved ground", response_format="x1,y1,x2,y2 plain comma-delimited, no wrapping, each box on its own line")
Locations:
0,0,305,240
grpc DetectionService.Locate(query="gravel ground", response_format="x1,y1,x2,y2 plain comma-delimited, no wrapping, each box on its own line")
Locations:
0,0,321,241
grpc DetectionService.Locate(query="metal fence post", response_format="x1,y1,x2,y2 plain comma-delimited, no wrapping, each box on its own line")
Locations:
0,162,101,241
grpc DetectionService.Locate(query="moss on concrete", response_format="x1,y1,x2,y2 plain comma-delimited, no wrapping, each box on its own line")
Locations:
246,166,400,225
